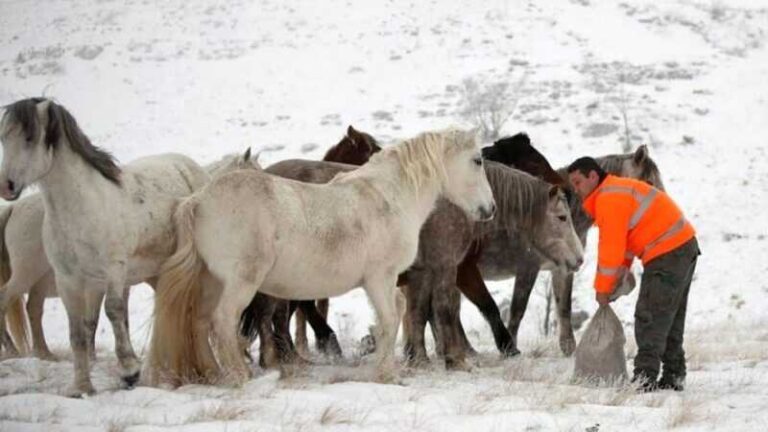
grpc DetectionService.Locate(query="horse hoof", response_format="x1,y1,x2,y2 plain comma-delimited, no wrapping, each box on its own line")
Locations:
36,351,59,362
405,356,430,369
502,345,521,358
122,371,140,389
375,370,401,384
358,335,376,357
66,384,96,398
318,334,344,359
445,359,472,372
559,337,576,357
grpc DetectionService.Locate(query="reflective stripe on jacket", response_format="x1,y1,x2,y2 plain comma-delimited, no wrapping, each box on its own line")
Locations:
582,175,695,293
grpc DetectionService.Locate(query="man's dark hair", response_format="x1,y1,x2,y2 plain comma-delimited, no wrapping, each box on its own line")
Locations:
567,157,607,181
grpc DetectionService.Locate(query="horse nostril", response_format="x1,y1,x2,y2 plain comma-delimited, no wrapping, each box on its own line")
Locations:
7,180,14,193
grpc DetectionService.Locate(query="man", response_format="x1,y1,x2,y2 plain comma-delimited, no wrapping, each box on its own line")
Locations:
567,156,700,391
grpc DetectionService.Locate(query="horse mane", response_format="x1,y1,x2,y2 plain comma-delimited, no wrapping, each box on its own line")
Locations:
486,132,571,201
337,128,473,192
3,98,121,185
484,160,550,235
594,153,630,175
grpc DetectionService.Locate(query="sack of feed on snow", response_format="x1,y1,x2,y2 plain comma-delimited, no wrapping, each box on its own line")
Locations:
573,304,627,383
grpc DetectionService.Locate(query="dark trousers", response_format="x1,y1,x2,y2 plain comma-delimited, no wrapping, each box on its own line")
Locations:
634,237,700,381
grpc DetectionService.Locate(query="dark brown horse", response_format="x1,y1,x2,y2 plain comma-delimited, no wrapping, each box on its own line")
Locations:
238,126,380,367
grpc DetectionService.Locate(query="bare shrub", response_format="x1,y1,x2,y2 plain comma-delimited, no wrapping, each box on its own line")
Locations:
458,73,527,141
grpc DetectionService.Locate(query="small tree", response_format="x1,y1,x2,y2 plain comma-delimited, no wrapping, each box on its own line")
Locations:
458,73,527,141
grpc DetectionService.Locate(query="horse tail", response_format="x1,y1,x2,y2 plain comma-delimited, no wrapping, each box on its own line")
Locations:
6,297,31,354
0,206,31,354
146,195,211,386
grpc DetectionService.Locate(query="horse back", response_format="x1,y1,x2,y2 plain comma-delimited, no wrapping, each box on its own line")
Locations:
265,159,356,184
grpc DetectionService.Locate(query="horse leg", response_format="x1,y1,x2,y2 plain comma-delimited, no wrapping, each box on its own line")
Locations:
431,267,469,371
103,273,141,388
456,259,518,357
194,272,221,380
213,265,269,385
57,276,95,396
294,307,309,357
317,298,329,350
0,288,19,357
552,270,576,356
506,265,539,352
213,296,254,384
83,288,104,362
300,300,342,360
427,311,443,357
402,270,432,367
249,293,279,370
454,315,478,356
28,276,56,360
273,299,301,364
364,274,401,382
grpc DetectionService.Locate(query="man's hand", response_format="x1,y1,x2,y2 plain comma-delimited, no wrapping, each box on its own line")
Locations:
596,292,611,306
595,266,630,305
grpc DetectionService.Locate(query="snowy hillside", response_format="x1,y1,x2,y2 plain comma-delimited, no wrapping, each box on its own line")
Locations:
1,0,767,430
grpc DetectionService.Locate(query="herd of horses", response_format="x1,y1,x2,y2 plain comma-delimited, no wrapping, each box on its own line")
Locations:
0,97,665,396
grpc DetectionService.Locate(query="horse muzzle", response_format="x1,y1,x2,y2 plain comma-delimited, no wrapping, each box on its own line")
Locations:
565,256,584,273
476,202,496,222
0,179,23,201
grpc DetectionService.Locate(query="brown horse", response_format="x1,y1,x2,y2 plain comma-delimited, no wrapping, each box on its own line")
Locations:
238,126,380,367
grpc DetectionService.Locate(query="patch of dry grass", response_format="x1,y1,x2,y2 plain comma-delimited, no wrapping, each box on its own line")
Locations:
318,403,371,426
188,402,250,423
664,394,714,429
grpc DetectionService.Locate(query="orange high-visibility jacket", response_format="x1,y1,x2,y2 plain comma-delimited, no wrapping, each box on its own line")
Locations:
582,175,695,293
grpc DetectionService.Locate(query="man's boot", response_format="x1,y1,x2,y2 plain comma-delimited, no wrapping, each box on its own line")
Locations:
657,373,685,391
631,370,659,393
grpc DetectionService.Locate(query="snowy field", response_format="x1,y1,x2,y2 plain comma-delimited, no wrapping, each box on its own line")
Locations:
1,0,767,430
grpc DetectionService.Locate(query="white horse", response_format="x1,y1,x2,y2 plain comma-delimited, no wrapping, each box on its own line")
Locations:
0,98,213,396
146,128,496,386
0,149,261,361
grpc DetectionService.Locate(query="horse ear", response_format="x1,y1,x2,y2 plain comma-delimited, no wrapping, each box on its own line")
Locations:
243,147,252,162
548,185,560,199
35,99,51,126
37,100,59,148
633,144,648,164
251,150,262,168
347,125,362,141
512,132,531,146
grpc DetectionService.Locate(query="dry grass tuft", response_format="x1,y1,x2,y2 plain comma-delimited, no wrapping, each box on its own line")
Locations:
664,394,713,429
188,402,250,423
318,403,371,426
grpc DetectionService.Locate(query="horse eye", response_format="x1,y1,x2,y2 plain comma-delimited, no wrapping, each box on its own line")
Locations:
558,215,567,222
473,157,482,166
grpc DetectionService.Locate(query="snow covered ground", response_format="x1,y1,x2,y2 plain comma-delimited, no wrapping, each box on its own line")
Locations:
1,0,767,430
